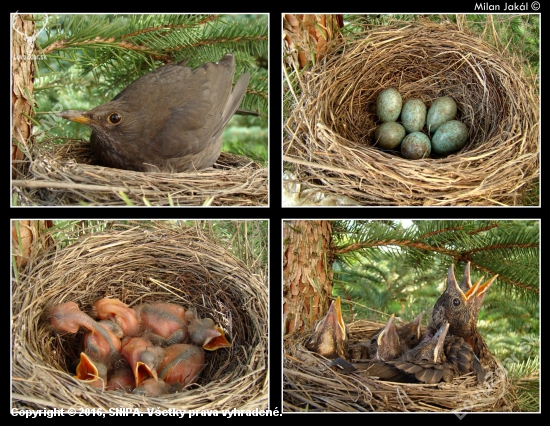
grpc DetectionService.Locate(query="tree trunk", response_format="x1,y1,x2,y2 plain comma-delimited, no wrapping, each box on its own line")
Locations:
283,14,344,69
12,220,55,271
283,220,334,334
11,13,36,179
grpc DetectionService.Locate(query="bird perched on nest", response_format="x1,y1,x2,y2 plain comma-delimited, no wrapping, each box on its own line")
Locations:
424,263,498,367
305,296,348,360
58,53,250,173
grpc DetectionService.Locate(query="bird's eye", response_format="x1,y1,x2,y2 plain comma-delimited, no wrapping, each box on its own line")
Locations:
370,338,377,345
452,298,461,307
108,113,122,124
410,335,417,342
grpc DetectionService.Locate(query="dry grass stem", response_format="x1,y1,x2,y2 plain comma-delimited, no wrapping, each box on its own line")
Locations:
14,141,267,206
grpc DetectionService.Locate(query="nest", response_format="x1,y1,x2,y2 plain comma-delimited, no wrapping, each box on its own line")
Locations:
13,140,268,206
12,222,268,410
283,320,515,412
284,22,539,206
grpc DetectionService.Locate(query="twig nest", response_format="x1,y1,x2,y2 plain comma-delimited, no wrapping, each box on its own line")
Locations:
283,320,515,412
12,222,268,410
15,140,268,206
284,21,539,205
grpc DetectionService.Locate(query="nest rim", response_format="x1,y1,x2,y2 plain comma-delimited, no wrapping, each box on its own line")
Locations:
13,140,268,206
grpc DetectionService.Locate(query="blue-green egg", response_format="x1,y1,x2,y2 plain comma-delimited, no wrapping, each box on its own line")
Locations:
431,120,468,155
401,99,426,133
374,122,406,150
427,96,457,134
401,132,431,159
376,88,402,123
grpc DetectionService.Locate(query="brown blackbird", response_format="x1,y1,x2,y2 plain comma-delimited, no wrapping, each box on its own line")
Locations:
425,263,498,365
58,53,250,173
306,296,349,360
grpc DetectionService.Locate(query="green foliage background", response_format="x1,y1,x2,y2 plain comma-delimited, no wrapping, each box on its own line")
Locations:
329,219,539,411
32,14,268,165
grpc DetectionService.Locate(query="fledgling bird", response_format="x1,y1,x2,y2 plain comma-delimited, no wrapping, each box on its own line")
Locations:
92,297,141,337
185,307,231,351
331,321,454,384
158,343,205,389
366,311,424,360
305,296,348,360
425,263,498,365
369,314,401,361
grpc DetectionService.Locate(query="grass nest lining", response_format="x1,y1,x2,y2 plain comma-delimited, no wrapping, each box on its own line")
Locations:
12,222,268,410
284,22,539,206
13,140,268,206
283,320,515,412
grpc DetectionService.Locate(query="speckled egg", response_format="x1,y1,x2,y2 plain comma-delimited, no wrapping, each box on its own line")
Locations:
401,99,426,133
427,96,457,134
376,88,402,123
431,120,469,155
374,122,406,150
401,132,431,159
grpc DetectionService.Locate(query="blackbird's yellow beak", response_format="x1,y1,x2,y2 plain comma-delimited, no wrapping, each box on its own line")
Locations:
58,110,93,125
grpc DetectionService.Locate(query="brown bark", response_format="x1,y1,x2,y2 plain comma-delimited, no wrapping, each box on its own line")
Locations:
283,220,335,334
11,14,36,179
12,220,55,270
283,14,344,69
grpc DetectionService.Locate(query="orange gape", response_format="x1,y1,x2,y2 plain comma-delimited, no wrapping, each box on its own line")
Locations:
120,336,164,387
185,307,231,350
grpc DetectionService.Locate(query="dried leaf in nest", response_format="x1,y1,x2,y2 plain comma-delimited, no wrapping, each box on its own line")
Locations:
12,222,268,411
284,21,539,206
13,140,267,206
283,320,516,412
